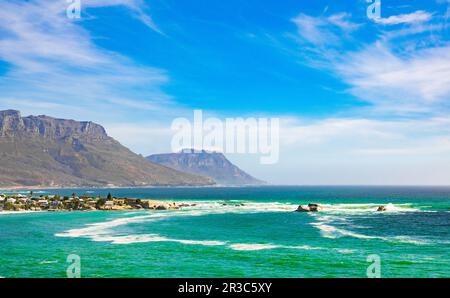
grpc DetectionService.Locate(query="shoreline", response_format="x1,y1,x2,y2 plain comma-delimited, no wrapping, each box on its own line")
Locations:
0,192,191,213
0,185,211,191
3,185,450,192
0,185,260,191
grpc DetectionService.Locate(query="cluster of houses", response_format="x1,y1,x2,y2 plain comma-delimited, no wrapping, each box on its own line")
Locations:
0,193,183,212
2,193,129,212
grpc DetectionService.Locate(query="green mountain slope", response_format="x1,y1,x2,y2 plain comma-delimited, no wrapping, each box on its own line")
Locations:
0,110,214,187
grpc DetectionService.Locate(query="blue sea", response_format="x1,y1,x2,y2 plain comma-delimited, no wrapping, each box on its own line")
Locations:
0,186,449,278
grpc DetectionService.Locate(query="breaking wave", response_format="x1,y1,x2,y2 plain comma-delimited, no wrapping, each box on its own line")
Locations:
228,243,324,251
309,203,436,246
55,200,436,249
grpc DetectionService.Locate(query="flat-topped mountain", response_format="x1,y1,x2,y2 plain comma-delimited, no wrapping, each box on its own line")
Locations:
147,149,265,186
0,110,214,187
0,109,108,139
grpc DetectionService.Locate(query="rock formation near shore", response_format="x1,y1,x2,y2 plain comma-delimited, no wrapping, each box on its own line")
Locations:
0,110,214,187
296,203,323,212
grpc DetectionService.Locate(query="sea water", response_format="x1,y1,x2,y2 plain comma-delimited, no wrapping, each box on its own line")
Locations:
0,186,449,277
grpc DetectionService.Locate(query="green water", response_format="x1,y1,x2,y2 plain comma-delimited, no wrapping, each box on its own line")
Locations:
0,186,449,278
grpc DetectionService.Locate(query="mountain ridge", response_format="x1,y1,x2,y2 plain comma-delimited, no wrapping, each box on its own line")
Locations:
147,149,265,186
0,110,214,188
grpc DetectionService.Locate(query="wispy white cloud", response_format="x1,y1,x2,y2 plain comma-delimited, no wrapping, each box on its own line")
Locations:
336,43,450,112
244,11,450,184
291,10,450,115
375,10,433,25
0,0,171,123
82,0,163,34
279,116,450,149
246,116,450,185
106,122,174,155
291,13,359,46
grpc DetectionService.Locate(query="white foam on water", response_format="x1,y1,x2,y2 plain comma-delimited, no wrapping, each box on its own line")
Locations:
39,260,58,264
56,208,231,246
335,249,356,254
311,222,382,240
55,201,298,241
55,203,327,250
0,211,43,215
228,244,279,251
318,202,421,214
89,234,227,246
311,207,439,246
182,201,298,214
228,243,323,251
289,245,324,250
54,200,436,250
389,236,430,245
55,214,161,238
312,221,439,246
177,239,226,246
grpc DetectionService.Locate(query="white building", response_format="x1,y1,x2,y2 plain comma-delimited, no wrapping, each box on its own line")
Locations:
6,198,16,204
38,199,49,207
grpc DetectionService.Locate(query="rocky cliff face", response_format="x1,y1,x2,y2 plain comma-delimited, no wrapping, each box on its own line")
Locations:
147,149,265,186
0,110,107,139
0,110,214,187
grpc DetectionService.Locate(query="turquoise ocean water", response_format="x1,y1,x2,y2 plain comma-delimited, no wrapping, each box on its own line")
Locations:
0,186,449,278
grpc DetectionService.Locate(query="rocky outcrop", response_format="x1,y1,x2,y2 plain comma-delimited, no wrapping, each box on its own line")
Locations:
0,110,107,139
0,110,214,187
147,149,265,186
296,203,323,212
141,200,181,210
377,206,387,212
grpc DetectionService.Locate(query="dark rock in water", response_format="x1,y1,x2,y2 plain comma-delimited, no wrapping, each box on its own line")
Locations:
295,205,311,212
296,203,322,212
155,204,169,210
308,203,321,212
179,203,197,208
377,206,387,212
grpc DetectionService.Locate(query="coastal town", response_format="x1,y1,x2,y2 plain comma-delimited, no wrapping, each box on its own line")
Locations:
0,192,185,212
0,193,392,213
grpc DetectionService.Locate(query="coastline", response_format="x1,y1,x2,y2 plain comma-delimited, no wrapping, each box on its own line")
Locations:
0,191,189,213
0,184,272,191
0,185,58,191
1,186,449,278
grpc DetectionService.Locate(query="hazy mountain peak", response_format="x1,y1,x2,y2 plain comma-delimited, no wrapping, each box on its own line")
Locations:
147,149,265,186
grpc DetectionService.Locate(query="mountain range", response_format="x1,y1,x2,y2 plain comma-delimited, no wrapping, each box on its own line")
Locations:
147,149,265,186
0,110,213,188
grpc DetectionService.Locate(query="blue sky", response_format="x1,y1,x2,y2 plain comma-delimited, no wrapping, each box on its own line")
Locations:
1,0,450,184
